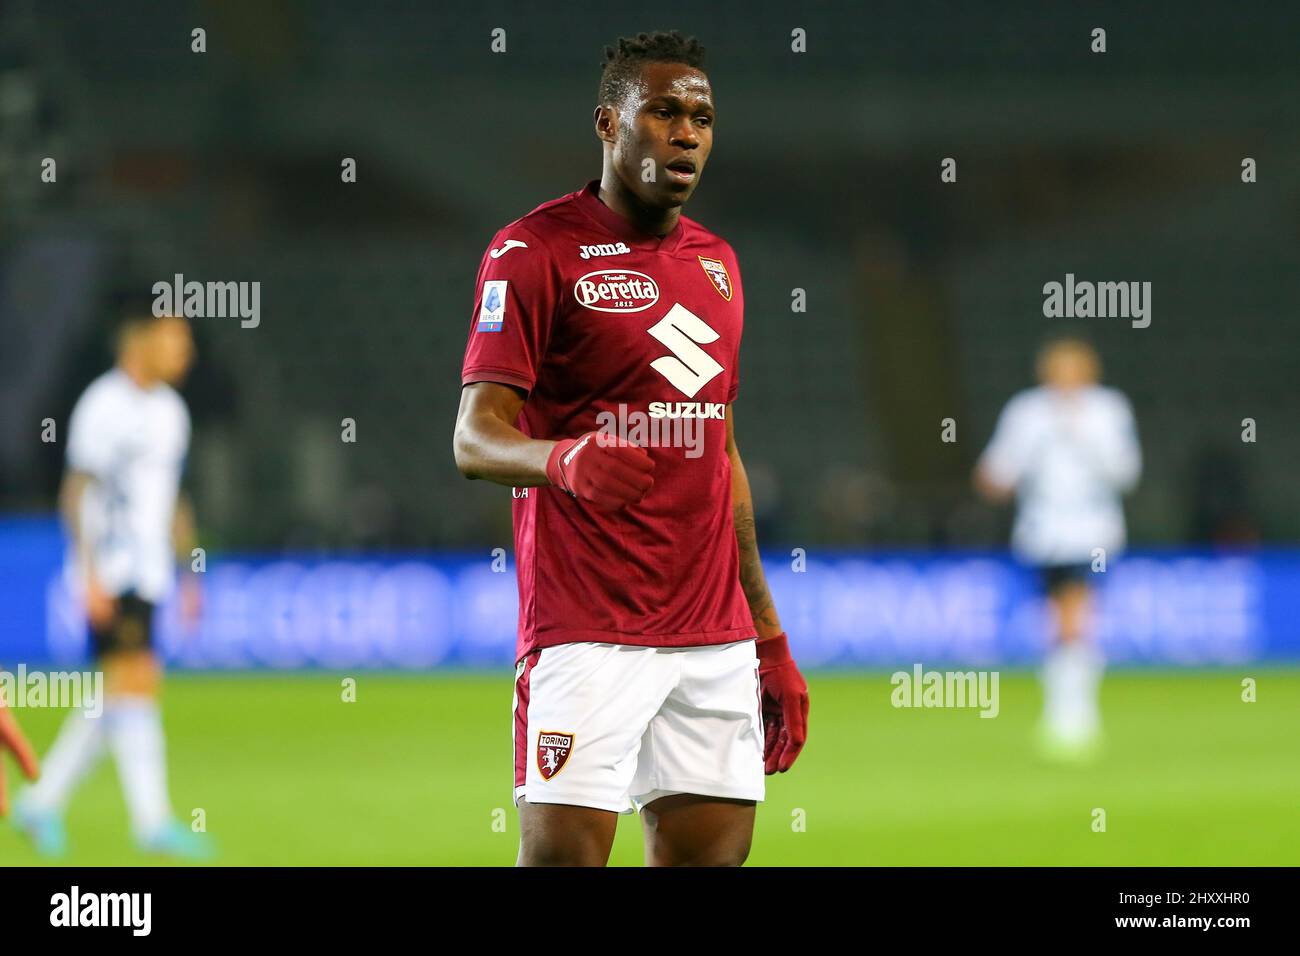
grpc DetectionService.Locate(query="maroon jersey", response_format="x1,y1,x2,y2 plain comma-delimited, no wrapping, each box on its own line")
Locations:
461,181,756,661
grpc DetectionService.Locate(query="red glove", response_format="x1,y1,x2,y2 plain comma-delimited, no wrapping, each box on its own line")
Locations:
545,431,654,510
0,678,40,817
757,633,809,774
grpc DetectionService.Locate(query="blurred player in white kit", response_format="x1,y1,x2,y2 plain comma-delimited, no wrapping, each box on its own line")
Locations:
14,301,211,858
975,336,1141,758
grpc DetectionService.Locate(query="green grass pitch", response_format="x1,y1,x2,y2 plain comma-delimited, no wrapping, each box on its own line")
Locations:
3,670,1297,866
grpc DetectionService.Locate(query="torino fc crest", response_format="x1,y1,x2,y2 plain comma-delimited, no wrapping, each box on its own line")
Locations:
697,256,732,301
536,732,574,780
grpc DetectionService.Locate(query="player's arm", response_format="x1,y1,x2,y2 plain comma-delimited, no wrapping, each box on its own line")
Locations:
973,465,1015,504
173,491,197,562
454,383,654,507
58,469,94,565
453,382,555,487
726,405,808,773
0,667,40,816
973,400,1026,504
172,490,203,627
58,469,115,629
726,406,782,640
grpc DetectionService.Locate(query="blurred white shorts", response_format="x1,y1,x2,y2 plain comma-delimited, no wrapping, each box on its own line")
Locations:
512,639,765,814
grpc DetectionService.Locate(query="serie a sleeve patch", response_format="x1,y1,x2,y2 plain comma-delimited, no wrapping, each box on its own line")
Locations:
477,279,507,332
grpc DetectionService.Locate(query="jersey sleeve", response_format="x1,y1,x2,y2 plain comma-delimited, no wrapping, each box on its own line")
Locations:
461,225,561,394
977,396,1031,490
66,387,116,480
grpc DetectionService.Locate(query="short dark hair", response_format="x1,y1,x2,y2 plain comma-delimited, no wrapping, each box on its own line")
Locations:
598,30,707,107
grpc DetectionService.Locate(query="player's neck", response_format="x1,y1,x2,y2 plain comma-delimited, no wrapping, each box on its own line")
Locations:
118,357,159,390
597,172,681,238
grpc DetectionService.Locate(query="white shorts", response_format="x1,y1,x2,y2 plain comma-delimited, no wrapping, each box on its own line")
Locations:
512,639,765,814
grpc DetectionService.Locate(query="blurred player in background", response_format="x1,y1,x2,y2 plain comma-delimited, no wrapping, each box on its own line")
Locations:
13,303,211,858
454,30,808,866
975,335,1141,758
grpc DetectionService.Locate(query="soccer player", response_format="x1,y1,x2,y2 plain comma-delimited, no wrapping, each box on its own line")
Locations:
974,335,1141,758
13,304,211,858
453,31,809,866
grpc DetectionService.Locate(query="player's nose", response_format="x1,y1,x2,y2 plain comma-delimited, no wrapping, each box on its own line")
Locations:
668,120,699,149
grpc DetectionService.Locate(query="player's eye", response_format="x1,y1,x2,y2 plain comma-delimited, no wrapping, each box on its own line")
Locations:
652,108,672,119
694,116,713,127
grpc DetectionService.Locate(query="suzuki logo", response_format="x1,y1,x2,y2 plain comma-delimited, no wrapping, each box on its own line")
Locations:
646,304,724,398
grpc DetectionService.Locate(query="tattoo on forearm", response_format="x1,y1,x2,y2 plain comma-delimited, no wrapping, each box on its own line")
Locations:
733,499,779,631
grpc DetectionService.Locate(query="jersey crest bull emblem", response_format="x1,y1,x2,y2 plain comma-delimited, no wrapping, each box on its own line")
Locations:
536,731,574,780
698,256,733,301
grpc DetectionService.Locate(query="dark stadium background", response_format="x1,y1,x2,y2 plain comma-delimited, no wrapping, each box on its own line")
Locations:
0,1,1297,866
3,1,1296,550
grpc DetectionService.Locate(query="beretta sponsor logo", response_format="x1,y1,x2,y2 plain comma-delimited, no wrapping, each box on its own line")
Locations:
574,269,660,313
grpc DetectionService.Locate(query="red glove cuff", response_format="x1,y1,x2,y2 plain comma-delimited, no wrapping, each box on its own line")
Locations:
756,632,793,669
545,435,587,495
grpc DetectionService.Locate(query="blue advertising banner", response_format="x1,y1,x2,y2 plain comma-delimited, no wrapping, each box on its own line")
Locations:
2,518,1297,669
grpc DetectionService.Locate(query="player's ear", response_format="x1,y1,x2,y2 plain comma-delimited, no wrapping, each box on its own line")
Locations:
594,104,617,145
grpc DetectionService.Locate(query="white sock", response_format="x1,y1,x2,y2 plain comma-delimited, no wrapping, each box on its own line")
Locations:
22,707,106,813
104,697,173,840
1042,642,1103,742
